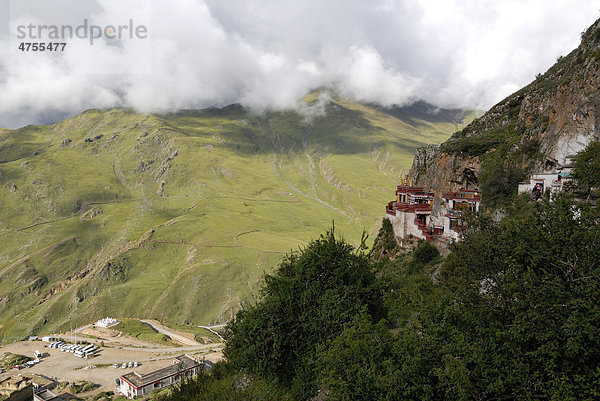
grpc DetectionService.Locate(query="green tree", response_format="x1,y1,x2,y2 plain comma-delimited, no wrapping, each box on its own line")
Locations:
370,218,399,260
437,196,600,399
224,228,383,399
317,312,399,401
413,240,440,265
479,156,525,208
572,140,600,197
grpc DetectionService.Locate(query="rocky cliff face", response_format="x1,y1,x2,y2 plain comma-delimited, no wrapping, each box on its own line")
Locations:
411,18,600,208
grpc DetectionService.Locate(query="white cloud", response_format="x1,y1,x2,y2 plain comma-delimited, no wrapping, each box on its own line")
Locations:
335,45,420,106
0,0,598,128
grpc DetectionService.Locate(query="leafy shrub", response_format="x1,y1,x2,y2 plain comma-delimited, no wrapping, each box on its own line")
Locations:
69,381,99,394
413,241,439,265
224,227,382,399
92,391,114,401
572,140,600,195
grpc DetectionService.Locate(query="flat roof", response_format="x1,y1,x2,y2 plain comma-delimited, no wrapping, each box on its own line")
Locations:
120,355,199,389
34,389,57,401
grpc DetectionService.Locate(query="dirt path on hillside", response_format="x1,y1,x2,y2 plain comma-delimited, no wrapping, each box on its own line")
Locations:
198,325,225,341
140,320,202,346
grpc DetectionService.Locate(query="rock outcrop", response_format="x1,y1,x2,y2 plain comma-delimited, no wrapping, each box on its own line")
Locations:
411,18,600,209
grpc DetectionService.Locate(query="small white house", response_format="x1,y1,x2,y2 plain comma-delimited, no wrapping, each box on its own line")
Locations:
96,317,119,328
518,168,578,198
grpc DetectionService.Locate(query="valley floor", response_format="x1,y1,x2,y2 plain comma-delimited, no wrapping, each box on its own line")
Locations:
0,320,223,399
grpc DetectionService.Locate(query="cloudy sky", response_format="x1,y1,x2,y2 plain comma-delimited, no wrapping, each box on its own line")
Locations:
0,0,598,128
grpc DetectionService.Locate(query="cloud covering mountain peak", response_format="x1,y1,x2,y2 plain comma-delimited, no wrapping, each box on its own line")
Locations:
0,0,597,128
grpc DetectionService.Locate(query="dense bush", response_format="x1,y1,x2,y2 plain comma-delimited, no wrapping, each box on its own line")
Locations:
572,140,600,196
478,156,526,208
370,218,400,260
413,241,439,265
224,228,383,399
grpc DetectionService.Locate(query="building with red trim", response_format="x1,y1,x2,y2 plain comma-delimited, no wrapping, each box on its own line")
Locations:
116,355,207,399
441,190,481,239
386,183,435,241
517,155,578,199
386,175,481,243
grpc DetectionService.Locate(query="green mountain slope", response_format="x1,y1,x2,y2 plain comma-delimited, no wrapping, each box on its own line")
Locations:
0,96,473,342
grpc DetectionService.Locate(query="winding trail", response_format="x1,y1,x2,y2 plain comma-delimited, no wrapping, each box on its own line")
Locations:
198,325,225,341
140,319,202,346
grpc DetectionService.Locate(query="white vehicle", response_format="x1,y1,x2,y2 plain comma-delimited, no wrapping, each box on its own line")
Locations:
128,361,133,368
74,351,84,358
133,362,138,367
82,345,94,353
113,363,119,368
121,363,127,369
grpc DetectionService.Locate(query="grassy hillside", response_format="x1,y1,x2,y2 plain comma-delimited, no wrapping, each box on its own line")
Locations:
0,96,472,342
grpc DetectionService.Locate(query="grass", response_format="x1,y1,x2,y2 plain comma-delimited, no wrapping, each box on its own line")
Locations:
0,352,32,369
161,322,223,343
74,363,112,370
0,99,470,343
69,380,100,394
114,319,176,346
92,391,115,401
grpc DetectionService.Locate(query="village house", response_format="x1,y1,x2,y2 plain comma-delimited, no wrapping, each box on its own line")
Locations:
518,156,577,199
385,177,481,243
518,155,577,199
0,375,32,401
440,190,481,240
116,355,209,399
386,179,435,241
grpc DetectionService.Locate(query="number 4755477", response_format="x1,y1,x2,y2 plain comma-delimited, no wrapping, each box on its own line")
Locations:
18,42,66,51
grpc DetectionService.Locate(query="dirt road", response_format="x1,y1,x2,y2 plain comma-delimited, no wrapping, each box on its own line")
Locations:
140,319,202,346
